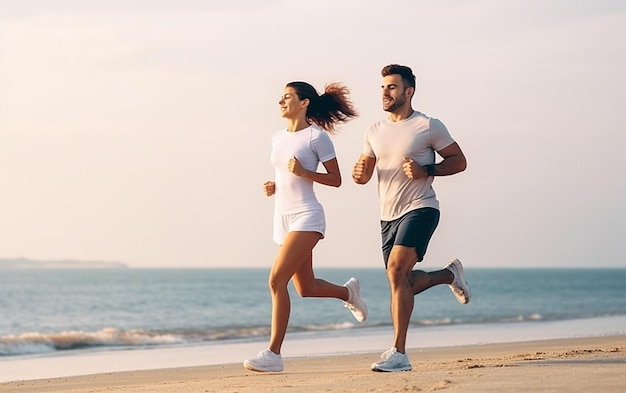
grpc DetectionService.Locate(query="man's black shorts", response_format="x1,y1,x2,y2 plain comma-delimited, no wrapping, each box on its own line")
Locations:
380,207,440,268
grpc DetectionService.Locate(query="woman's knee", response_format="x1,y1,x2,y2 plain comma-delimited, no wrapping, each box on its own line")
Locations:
268,273,289,293
292,280,316,297
294,285,312,298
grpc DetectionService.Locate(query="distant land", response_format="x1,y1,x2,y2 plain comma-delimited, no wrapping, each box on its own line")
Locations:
0,258,129,269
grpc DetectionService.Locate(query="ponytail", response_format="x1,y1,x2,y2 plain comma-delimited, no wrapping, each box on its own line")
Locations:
286,81,358,133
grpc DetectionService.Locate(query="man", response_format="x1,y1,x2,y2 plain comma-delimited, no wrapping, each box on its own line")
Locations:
352,64,470,372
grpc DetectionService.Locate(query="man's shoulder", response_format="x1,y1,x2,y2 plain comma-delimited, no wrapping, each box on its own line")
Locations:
369,111,435,125
412,112,451,135
411,111,433,126
368,118,386,129
368,112,433,132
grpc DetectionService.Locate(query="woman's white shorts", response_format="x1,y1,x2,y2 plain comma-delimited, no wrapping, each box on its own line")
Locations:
273,208,326,245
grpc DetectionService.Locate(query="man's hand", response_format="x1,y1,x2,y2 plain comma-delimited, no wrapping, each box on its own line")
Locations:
352,155,375,184
402,158,428,180
263,181,275,196
352,159,367,183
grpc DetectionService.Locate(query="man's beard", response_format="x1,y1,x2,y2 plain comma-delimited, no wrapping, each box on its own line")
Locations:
383,94,406,113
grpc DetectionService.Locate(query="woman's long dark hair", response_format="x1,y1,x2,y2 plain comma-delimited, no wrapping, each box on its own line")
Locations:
286,81,358,133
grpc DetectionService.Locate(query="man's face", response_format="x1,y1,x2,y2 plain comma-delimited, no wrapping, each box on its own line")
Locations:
381,74,410,113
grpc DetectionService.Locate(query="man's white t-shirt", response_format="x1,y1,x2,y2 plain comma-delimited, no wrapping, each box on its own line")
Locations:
363,111,455,221
271,124,336,214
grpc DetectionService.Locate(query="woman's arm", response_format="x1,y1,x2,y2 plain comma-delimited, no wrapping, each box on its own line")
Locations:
288,156,342,187
263,181,275,196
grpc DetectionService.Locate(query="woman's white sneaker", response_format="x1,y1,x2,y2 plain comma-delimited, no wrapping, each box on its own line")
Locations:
343,277,368,322
243,349,284,372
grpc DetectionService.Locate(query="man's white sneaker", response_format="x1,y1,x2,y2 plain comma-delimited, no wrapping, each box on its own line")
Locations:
343,277,368,322
444,258,471,304
371,348,412,372
243,349,284,372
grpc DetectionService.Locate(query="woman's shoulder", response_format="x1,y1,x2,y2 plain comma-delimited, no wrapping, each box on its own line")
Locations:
271,128,288,140
309,124,333,142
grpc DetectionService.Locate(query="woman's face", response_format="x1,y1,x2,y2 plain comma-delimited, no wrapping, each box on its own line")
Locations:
278,86,308,119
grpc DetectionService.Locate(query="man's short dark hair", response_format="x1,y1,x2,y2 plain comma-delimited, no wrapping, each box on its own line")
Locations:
381,64,416,90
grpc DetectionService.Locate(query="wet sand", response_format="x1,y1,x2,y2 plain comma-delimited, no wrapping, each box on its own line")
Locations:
2,336,624,393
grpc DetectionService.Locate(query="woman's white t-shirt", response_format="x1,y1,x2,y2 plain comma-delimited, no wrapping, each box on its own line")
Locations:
271,124,336,214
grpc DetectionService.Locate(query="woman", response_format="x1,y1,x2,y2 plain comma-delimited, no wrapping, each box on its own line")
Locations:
243,81,367,372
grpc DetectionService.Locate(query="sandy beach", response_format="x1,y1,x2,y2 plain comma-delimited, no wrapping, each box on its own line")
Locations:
2,336,624,393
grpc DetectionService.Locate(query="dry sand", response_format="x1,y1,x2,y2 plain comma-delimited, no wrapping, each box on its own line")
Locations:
2,336,624,393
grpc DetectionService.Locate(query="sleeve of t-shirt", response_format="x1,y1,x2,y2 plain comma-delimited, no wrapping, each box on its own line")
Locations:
430,118,456,151
362,126,376,158
312,129,336,163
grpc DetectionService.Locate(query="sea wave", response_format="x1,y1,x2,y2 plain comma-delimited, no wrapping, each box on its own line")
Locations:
0,328,183,356
1,313,619,357
0,324,359,356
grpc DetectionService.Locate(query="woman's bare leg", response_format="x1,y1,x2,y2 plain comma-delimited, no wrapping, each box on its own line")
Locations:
292,252,349,301
267,231,321,354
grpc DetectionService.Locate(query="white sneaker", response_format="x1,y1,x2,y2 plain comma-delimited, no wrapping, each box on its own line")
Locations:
379,347,395,360
445,258,471,304
343,277,368,322
243,349,284,372
371,348,412,372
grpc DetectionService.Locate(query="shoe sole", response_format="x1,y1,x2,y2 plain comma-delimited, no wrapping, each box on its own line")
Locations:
346,278,368,322
371,366,412,372
243,362,283,372
448,260,471,304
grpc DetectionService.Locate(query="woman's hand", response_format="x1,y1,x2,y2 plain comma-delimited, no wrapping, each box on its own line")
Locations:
288,156,306,177
263,181,275,196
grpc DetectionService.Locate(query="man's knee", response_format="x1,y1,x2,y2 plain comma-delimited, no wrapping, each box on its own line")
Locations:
386,260,415,287
386,265,408,286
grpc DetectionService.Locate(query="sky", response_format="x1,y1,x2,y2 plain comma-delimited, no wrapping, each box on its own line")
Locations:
1,0,625,269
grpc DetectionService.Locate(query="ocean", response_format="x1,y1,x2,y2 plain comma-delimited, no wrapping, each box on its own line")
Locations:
1,268,625,381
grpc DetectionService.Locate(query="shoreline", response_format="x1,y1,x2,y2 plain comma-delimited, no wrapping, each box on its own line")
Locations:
2,335,624,393
1,315,625,384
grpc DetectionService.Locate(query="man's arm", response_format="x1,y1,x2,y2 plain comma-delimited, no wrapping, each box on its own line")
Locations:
403,143,467,180
431,142,467,176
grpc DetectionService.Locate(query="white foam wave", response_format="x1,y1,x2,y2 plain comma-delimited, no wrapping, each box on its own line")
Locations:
301,322,355,331
0,328,184,356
